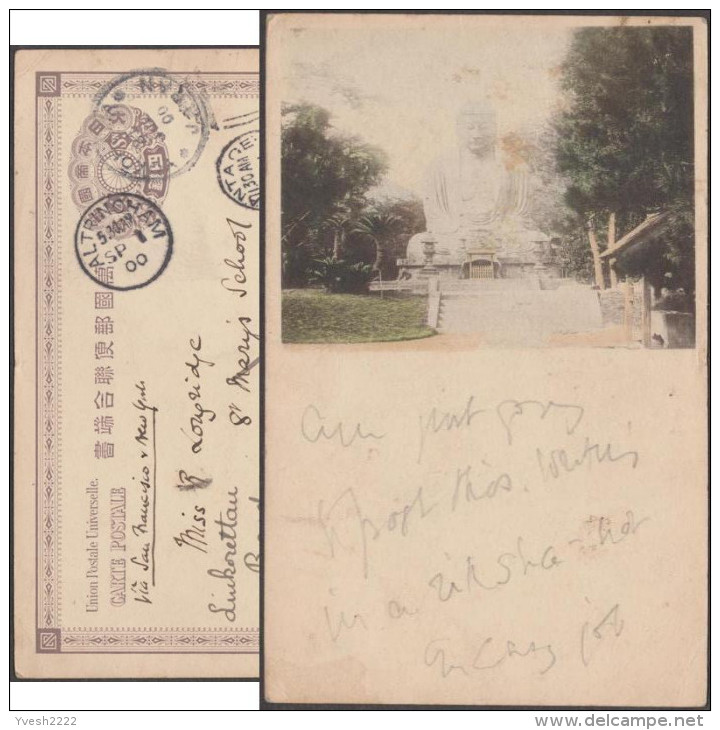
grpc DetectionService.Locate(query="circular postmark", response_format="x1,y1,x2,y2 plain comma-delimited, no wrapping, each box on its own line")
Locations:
93,69,211,183
216,130,260,210
69,103,171,209
74,193,173,291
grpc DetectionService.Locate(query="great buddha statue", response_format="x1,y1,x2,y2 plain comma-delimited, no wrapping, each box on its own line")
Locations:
403,101,547,278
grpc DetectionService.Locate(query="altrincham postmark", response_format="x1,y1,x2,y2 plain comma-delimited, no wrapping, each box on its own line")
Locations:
216,130,260,210
94,69,211,182
74,193,173,291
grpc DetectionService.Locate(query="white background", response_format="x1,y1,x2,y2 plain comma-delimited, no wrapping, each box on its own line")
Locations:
6,6,717,726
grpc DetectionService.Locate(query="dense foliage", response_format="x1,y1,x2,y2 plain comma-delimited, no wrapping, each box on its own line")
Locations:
554,26,695,292
281,103,386,286
281,103,424,287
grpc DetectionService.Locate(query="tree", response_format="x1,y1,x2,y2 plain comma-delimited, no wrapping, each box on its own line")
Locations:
554,26,695,291
281,103,388,286
340,196,424,278
322,210,355,261
352,212,404,276
505,125,593,282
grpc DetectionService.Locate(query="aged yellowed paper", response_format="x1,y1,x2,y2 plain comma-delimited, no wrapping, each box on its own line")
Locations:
14,48,259,678
264,14,707,705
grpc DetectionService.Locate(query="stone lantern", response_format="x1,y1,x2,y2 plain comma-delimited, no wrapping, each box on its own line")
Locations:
420,232,439,278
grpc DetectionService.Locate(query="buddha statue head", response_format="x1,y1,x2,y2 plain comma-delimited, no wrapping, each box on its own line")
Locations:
455,100,497,158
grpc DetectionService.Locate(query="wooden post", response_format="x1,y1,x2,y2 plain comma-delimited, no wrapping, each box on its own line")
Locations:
587,221,605,290
607,212,618,287
609,257,619,288
642,276,652,347
623,278,634,342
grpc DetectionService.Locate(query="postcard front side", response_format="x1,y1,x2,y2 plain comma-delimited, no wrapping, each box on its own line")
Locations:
14,49,260,678
264,14,707,705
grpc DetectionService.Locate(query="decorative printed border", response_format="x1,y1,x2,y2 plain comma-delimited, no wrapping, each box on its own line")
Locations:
61,628,259,653
37,628,61,653
59,72,259,97
36,71,260,654
37,72,61,97
37,93,61,638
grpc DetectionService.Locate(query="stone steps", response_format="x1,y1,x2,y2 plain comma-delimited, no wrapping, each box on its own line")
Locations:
440,277,541,292
436,287,603,344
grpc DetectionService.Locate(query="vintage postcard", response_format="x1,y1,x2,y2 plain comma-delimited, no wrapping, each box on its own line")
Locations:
13,49,260,678
263,14,708,705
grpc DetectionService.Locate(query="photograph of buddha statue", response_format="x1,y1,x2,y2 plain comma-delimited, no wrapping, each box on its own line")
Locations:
276,16,699,348
404,100,544,280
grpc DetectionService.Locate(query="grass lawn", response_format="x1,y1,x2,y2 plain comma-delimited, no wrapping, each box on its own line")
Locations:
282,289,436,344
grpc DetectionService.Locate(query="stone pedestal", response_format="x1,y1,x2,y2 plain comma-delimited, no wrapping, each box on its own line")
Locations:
398,230,557,283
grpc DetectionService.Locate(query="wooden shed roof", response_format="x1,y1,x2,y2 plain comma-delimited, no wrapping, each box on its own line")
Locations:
600,212,671,259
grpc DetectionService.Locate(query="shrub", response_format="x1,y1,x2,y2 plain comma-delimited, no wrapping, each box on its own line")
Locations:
308,257,376,294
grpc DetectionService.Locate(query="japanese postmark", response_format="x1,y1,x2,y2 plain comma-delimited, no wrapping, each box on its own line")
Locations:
93,69,212,183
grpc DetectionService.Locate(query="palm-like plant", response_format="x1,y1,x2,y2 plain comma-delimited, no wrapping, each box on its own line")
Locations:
308,257,374,294
322,210,355,261
352,213,403,273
